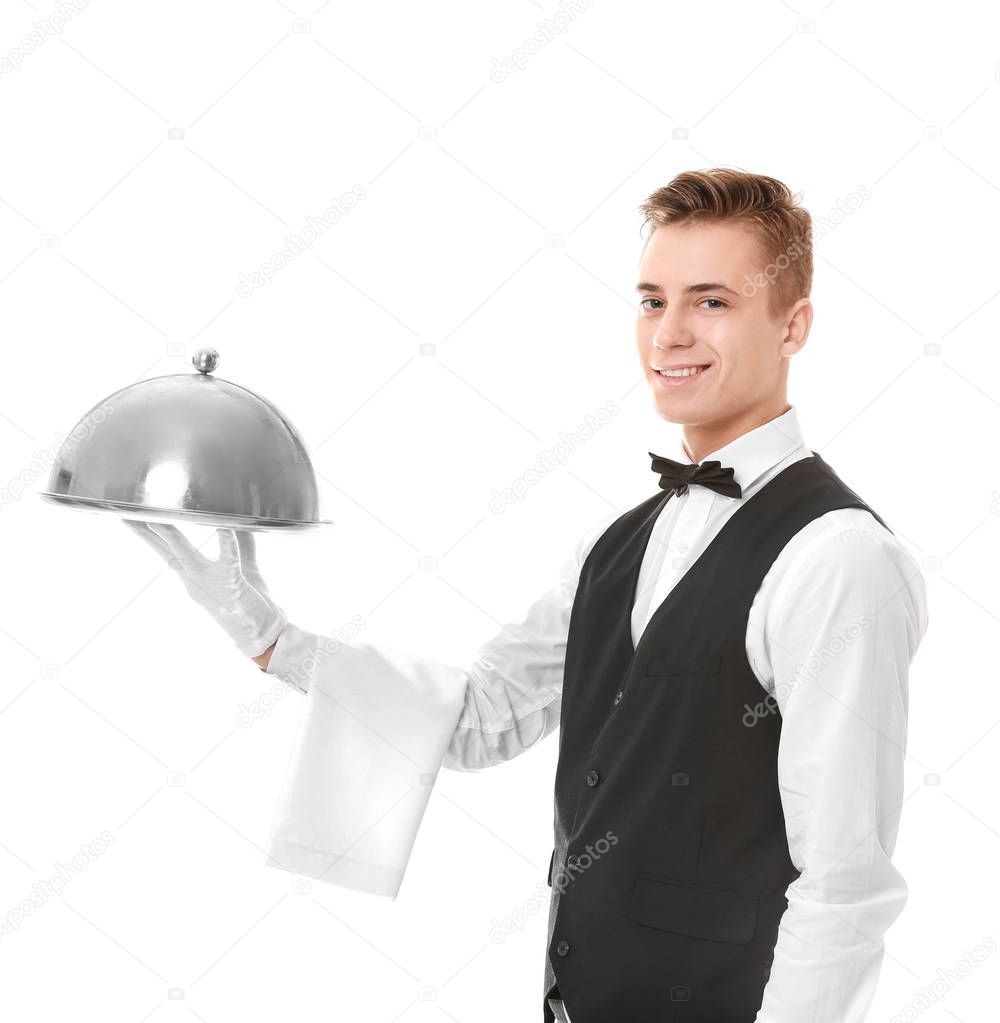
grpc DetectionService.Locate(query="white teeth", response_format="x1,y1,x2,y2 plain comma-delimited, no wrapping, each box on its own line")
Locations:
656,365,706,378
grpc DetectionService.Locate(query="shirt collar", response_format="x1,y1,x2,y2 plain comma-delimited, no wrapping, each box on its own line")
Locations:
676,405,808,496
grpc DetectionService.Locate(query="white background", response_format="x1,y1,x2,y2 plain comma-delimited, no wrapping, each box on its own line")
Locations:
0,0,993,1020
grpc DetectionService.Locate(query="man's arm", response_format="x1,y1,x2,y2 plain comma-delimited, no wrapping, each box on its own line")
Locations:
261,508,618,765
752,525,928,1022
252,643,275,671
439,550,575,772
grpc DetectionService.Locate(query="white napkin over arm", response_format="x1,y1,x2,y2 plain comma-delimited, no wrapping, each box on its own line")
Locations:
261,515,614,900
262,623,469,898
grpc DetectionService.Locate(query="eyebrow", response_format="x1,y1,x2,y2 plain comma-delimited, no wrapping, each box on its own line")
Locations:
635,281,740,297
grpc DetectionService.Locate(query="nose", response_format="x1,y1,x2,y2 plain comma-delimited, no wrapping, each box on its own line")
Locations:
651,319,693,349
650,304,693,349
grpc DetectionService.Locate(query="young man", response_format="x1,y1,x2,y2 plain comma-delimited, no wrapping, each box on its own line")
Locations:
127,169,928,1022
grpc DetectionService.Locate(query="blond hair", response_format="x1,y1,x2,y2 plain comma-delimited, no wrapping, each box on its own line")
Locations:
638,168,812,318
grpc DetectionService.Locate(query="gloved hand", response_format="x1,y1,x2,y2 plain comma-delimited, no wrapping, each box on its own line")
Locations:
123,519,288,659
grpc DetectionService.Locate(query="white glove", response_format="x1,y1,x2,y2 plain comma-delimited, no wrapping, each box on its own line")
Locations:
123,519,288,659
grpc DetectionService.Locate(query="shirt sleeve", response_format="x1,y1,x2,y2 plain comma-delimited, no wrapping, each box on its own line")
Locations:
442,505,625,770
439,539,579,771
752,526,929,1022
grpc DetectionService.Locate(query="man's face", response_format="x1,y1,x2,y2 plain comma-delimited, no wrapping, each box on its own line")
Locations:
635,221,806,429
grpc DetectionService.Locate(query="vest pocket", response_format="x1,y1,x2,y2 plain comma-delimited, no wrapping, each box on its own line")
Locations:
628,873,759,944
547,849,555,887
642,655,721,677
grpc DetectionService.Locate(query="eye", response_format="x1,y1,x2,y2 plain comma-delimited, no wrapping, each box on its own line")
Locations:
700,298,727,310
639,297,663,311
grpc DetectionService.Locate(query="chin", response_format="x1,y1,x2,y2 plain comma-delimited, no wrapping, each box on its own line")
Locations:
651,398,699,425
647,381,690,409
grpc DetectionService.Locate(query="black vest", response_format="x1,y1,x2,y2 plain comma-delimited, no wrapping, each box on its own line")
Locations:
541,452,889,1023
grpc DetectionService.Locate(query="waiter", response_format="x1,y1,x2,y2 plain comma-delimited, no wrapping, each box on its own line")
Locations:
126,168,928,1022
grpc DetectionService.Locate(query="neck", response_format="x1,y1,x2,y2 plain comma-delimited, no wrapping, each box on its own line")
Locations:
681,400,791,463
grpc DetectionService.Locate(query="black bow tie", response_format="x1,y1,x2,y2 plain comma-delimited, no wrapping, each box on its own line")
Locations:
648,452,743,499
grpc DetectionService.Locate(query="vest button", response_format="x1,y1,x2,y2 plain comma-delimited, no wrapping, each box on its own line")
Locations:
586,769,600,787
556,939,571,956
613,690,623,705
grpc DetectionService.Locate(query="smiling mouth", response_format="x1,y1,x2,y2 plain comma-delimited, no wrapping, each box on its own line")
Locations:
651,364,710,386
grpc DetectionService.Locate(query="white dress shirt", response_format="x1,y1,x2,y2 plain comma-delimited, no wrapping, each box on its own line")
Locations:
263,404,928,1023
